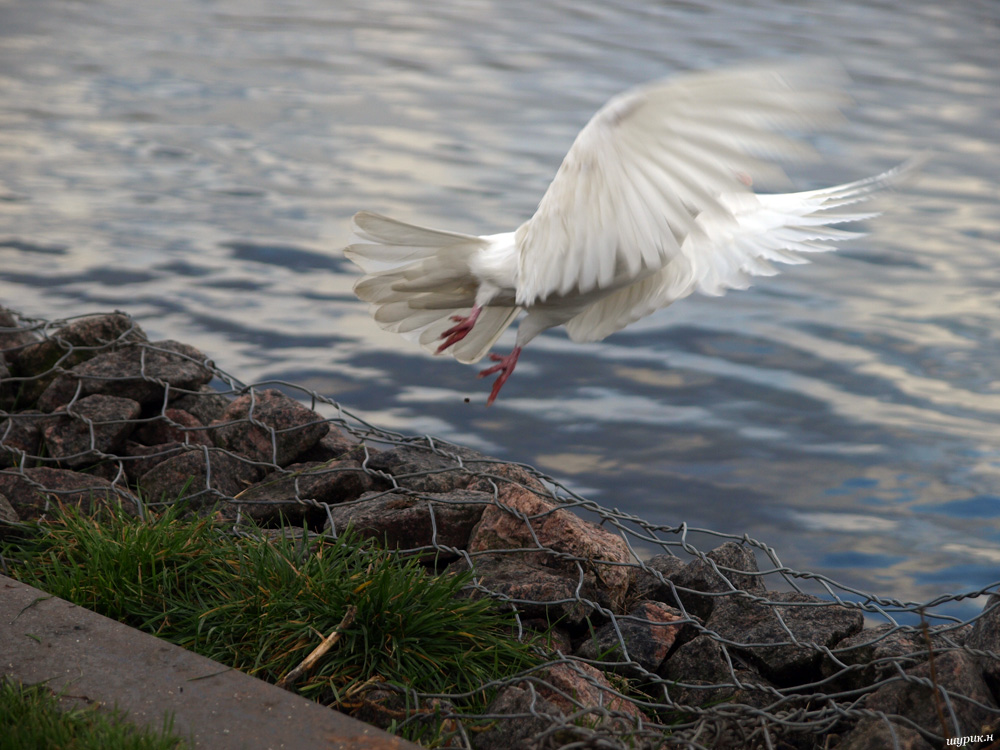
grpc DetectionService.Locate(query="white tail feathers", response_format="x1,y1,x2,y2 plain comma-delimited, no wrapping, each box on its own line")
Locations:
345,211,519,364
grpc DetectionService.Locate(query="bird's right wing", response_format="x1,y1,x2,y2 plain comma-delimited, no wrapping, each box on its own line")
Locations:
515,61,850,308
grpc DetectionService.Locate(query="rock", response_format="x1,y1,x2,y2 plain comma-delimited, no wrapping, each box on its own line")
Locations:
632,553,687,605
132,408,211,447
575,600,687,678
472,684,562,750
168,385,231,425
529,625,573,655
363,444,481,493
12,313,146,405
0,492,19,527
705,591,864,686
966,593,1000,700
864,650,998,740
296,428,366,463
474,662,641,750
660,634,776,708
822,623,948,693
671,541,768,620
836,717,935,750
40,394,141,468
323,489,488,557
230,460,376,524
37,340,212,412
122,441,189,482
465,460,550,496
535,661,641,722
0,467,139,519
0,307,43,369
137,448,263,509
0,411,43,468
210,389,329,466
468,484,632,612
451,555,594,627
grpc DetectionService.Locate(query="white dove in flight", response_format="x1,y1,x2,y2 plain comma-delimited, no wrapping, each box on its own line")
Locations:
345,62,916,405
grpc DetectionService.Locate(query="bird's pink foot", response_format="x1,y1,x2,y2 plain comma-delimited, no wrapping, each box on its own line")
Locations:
478,346,522,406
437,305,482,354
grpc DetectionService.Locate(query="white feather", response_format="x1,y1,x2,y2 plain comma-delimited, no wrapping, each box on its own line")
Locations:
346,211,521,364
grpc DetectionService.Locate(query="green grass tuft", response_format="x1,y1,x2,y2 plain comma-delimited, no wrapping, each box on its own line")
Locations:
0,678,186,750
2,504,544,745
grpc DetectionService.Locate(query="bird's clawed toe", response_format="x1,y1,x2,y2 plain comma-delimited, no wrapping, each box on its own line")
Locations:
436,306,482,354
478,346,522,406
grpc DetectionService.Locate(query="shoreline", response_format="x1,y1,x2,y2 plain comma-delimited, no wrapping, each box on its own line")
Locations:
3,305,1000,749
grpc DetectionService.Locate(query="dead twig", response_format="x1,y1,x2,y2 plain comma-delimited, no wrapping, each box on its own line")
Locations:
276,605,357,690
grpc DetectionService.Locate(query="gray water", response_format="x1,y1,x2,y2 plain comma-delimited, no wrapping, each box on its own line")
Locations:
1,0,999,612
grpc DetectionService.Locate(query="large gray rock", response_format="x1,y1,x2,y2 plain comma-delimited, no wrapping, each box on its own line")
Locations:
0,467,139,520
473,662,640,750
41,394,141,468
822,623,961,693
632,553,687,606
575,600,687,677
37,340,213,412
0,308,43,409
451,555,595,626
122,441,189,482
661,634,777,709
323,488,488,557
13,313,146,405
0,356,12,411
705,590,864,685
232,460,376,524
168,384,231,425
472,684,562,750
966,593,1000,700
671,542,768,620
467,483,632,612
210,389,329,466
0,411,42,468
137,448,263,509
363,444,483,493
295,428,366,463
132,408,211,447
864,650,998,741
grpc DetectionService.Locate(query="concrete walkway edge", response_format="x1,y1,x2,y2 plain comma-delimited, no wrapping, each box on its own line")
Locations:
1,574,420,750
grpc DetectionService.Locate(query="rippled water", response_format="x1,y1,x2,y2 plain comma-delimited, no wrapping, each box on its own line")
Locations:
1,0,999,612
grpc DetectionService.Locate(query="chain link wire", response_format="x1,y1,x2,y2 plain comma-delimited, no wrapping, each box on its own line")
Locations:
2,308,1000,749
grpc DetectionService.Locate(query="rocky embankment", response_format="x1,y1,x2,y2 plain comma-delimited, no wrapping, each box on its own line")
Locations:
2,307,999,749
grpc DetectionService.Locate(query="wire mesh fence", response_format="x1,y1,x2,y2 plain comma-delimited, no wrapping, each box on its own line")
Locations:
2,306,1000,750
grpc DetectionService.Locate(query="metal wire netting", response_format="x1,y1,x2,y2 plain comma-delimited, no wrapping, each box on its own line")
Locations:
2,307,1000,750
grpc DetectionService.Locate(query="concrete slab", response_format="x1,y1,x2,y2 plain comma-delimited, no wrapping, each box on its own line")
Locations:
1,574,420,750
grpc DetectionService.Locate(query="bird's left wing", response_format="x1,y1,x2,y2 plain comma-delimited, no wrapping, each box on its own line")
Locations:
514,61,849,307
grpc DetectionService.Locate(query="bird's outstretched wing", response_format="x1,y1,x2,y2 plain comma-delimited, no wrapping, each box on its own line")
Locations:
562,160,921,343
514,61,851,307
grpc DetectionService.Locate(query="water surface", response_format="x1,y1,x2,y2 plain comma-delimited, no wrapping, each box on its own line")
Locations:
1,0,999,613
